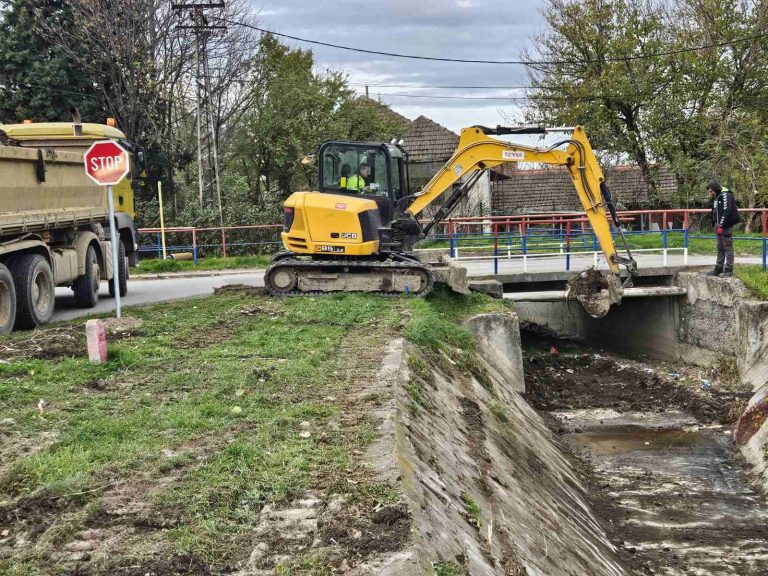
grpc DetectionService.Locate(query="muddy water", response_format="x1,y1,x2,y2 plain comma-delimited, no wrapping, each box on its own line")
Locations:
522,342,768,575
555,409,768,575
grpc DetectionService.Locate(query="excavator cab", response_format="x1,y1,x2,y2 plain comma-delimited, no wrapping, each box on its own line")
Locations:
318,141,408,226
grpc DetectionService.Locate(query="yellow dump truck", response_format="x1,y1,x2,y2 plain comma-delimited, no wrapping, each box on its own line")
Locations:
0,119,142,333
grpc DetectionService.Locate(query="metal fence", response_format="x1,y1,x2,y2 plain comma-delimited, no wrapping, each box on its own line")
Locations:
435,209,768,274
137,208,768,272
137,224,283,262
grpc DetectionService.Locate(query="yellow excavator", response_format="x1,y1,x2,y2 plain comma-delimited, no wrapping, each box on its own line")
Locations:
265,125,636,311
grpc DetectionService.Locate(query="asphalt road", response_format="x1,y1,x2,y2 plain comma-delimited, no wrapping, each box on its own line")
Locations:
53,272,264,322
52,251,764,323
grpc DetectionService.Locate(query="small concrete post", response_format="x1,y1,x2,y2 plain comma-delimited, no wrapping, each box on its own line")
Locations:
86,319,107,363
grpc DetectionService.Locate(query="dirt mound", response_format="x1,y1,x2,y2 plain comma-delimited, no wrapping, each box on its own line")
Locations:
213,284,265,297
567,268,608,294
0,326,85,361
524,351,739,424
64,552,211,576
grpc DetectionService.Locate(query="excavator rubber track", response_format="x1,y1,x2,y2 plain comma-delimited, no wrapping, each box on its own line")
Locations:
264,255,434,297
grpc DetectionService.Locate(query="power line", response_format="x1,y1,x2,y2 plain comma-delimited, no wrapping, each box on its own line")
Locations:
216,17,768,66
349,83,531,90
368,93,531,101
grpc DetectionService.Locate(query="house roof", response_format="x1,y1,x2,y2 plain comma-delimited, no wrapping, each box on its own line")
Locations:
401,116,459,163
492,164,677,213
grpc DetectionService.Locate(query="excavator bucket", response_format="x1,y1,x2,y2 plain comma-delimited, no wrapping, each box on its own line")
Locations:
566,269,623,318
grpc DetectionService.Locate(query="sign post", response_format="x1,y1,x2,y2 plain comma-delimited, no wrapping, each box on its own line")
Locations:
158,181,167,259
83,141,130,319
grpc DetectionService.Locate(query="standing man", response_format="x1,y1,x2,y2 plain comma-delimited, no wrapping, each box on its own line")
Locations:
707,179,740,277
346,163,370,193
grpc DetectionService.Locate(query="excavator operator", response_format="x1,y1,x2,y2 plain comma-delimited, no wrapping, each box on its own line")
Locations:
346,163,369,192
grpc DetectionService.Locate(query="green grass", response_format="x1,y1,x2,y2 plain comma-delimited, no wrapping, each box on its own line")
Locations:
0,284,505,573
460,491,482,529
131,254,271,273
736,265,768,300
434,559,469,576
404,286,509,355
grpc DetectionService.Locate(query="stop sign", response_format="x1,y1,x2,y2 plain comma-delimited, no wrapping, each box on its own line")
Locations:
84,140,130,186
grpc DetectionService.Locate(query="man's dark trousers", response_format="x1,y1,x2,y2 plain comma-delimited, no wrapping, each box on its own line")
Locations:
716,227,734,272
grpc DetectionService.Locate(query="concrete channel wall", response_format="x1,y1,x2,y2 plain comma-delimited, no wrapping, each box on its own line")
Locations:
367,312,627,575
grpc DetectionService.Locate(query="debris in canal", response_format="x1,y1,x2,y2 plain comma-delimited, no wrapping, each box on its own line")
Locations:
522,334,765,576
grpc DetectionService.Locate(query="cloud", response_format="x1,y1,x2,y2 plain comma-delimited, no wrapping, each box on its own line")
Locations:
252,0,548,131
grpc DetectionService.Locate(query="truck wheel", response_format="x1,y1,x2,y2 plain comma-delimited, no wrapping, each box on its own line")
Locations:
12,254,54,329
109,240,128,298
73,245,100,308
0,264,17,334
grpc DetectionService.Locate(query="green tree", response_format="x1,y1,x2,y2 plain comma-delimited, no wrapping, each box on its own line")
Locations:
0,0,103,123
527,0,768,208
334,96,411,142
526,0,675,203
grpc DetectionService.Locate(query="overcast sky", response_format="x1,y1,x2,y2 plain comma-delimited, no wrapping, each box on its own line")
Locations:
253,0,549,133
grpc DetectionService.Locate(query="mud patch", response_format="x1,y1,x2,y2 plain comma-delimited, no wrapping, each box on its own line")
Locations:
318,502,411,557
67,552,211,576
213,284,265,298
0,490,80,543
734,399,768,445
0,326,86,361
524,350,741,424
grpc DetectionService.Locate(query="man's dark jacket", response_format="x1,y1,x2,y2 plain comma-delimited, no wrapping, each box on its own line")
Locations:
712,188,740,229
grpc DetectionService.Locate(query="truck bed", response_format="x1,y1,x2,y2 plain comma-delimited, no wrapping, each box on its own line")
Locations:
0,144,109,235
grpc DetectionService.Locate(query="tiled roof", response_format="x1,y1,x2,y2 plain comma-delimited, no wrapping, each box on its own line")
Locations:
401,116,459,163
357,97,413,132
490,162,517,179
492,164,677,214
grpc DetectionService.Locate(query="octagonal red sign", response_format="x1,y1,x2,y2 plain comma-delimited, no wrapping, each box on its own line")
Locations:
84,140,130,186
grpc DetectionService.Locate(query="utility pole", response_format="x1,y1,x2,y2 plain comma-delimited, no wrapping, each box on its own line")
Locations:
365,85,369,99
172,2,226,226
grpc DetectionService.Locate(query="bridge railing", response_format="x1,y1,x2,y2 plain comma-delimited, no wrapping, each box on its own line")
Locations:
136,208,768,273
430,208,768,274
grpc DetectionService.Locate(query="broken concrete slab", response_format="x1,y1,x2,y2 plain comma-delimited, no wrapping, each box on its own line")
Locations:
468,279,503,298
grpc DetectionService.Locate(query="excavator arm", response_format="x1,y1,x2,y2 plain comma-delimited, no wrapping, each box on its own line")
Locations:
401,125,636,308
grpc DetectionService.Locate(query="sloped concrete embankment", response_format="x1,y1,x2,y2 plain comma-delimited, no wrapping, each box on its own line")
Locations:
368,312,627,575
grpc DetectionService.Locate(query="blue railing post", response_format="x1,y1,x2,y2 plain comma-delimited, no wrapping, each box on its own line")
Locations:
565,221,571,271
763,211,767,272
448,221,455,258
493,223,499,275
156,233,162,259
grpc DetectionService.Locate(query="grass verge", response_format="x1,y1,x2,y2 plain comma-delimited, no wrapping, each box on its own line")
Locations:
0,284,504,574
735,265,768,300
131,254,271,274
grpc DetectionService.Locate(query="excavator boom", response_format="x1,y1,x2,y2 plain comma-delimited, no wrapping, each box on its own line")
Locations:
406,125,628,276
